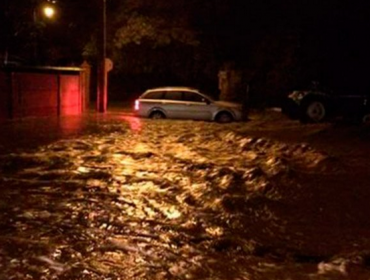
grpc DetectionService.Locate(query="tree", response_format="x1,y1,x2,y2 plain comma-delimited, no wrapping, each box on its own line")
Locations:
108,0,219,98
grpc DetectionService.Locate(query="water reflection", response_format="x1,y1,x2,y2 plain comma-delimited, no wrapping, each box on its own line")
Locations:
57,115,87,137
0,118,368,279
0,113,143,153
120,116,142,132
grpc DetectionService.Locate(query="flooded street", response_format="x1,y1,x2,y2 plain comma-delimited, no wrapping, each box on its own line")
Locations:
1,110,370,279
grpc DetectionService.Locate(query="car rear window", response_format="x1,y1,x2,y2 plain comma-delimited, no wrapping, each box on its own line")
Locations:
142,91,164,99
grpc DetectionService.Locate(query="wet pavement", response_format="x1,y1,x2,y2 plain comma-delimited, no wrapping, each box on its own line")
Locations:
1,108,370,279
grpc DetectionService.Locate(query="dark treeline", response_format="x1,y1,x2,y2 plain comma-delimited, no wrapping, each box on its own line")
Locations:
1,0,370,105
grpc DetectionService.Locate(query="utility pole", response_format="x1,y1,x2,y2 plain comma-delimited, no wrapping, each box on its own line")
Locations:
33,8,39,62
97,0,107,113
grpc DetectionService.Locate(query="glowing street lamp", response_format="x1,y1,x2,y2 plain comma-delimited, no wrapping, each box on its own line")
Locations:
34,2,57,22
33,1,57,62
43,5,56,19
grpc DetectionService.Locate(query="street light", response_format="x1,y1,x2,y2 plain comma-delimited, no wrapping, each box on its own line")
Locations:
43,5,56,19
34,2,57,22
97,0,107,113
33,1,57,62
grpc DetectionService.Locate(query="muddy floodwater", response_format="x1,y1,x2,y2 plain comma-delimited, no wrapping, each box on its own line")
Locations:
1,110,370,279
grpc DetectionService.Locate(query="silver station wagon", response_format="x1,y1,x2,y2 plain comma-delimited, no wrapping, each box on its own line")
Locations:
134,87,243,123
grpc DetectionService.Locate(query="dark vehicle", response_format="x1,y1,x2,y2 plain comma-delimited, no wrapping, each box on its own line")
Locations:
282,89,370,123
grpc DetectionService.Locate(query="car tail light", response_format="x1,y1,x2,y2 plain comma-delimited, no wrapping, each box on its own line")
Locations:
134,100,140,111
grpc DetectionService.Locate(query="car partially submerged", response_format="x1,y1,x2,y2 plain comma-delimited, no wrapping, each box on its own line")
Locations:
134,87,243,123
282,89,370,123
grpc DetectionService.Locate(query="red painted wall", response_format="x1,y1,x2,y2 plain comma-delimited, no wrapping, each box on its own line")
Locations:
0,67,85,120
60,75,81,116
12,73,58,118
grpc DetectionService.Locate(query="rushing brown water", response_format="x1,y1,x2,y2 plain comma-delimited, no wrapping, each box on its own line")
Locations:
1,111,370,279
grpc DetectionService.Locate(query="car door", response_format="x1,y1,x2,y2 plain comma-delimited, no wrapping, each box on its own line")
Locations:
139,90,165,117
181,91,212,120
162,90,189,119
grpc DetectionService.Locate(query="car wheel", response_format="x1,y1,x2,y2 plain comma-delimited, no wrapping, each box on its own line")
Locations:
216,112,233,123
301,100,327,123
150,111,165,119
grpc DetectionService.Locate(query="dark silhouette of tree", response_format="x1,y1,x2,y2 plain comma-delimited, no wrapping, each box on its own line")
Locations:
2,0,370,103
107,0,220,98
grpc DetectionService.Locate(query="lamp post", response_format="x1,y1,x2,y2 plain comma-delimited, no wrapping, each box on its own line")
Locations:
97,0,107,113
33,2,56,62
